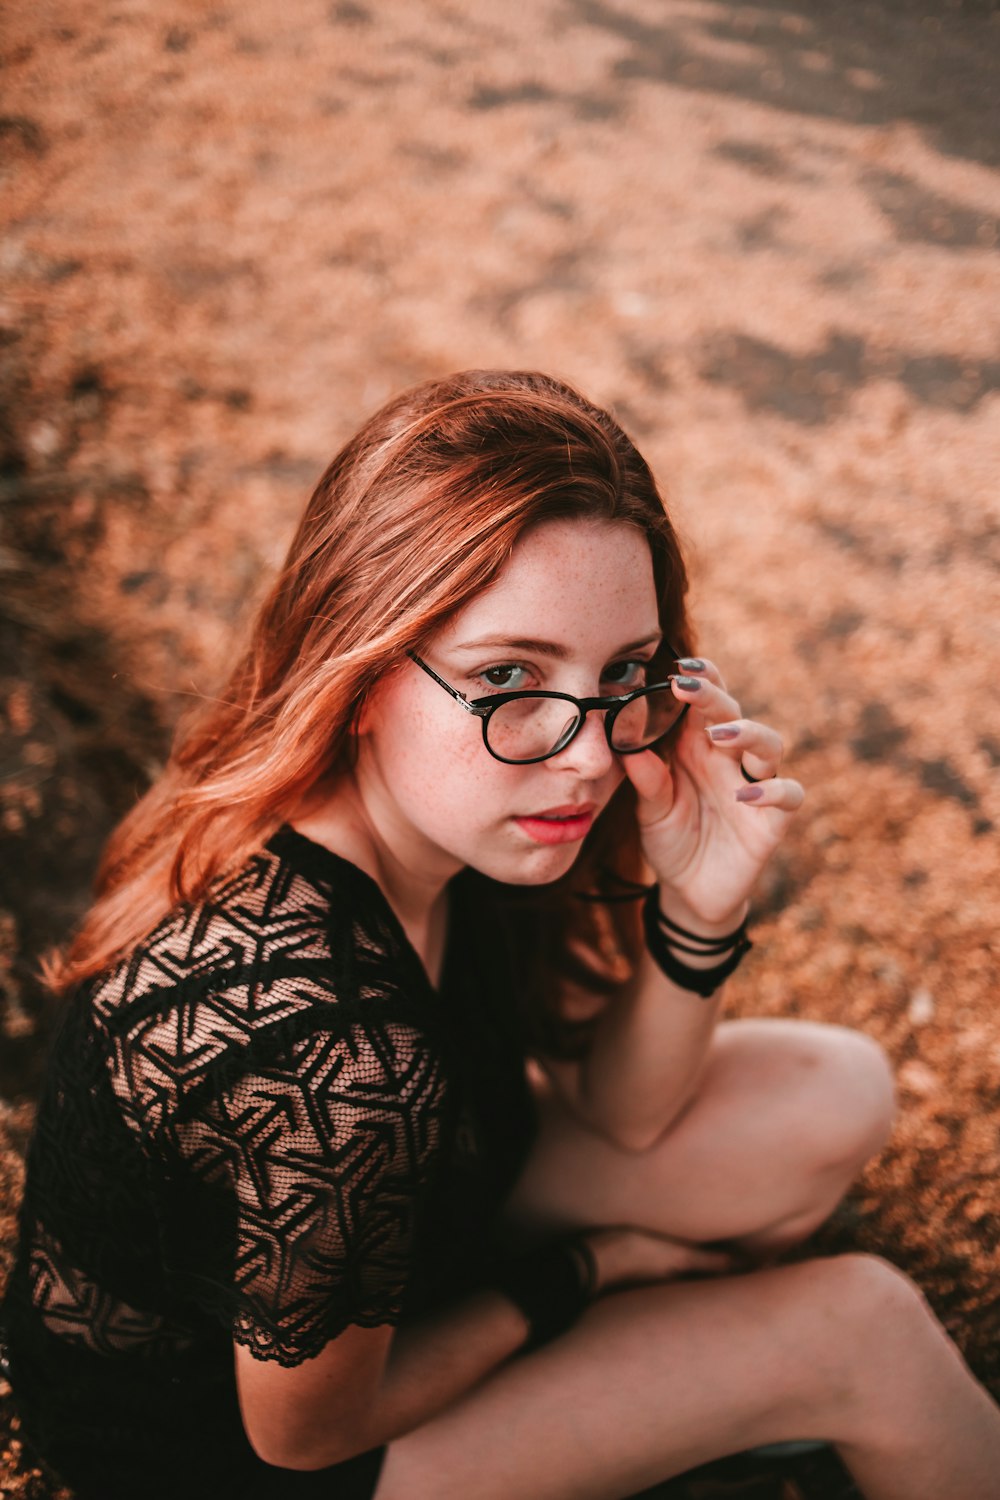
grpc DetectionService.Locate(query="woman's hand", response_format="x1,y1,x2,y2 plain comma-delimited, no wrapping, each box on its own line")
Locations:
621,657,804,926
583,1225,738,1293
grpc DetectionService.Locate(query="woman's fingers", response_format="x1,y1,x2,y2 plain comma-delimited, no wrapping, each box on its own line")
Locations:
587,1227,739,1292
638,656,805,828
706,718,784,781
627,713,800,815
670,668,792,785
671,655,727,692
670,672,741,725
734,776,805,811
620,747,674,821
658,1242,738,1278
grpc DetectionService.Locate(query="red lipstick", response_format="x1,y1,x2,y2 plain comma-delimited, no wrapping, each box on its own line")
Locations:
513,804,595,846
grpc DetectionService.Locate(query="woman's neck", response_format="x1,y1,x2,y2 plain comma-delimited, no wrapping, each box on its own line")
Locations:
290,774,455,988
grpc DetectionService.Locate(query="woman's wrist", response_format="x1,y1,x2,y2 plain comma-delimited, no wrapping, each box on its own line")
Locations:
653,887,749,964
490,1234,598,1351
642,887,753,999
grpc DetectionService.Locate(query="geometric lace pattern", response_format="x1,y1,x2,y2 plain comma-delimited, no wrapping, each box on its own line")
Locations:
17,833,452,1368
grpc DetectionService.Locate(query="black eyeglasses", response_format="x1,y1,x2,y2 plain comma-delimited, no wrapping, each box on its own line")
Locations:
407,650,688,765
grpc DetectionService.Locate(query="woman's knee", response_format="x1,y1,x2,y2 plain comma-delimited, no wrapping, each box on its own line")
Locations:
754,1022,896,1175
829,1251,928,1319
810,1253,958,1440
782,1253,934,1417
808,1026,896,1169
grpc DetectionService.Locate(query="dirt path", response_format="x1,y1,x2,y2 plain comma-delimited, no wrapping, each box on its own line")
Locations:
2,2,999,1495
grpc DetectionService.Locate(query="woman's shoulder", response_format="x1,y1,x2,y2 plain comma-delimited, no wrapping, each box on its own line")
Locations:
88,840,328,1017
91,825,423,1019
80,827,446,1134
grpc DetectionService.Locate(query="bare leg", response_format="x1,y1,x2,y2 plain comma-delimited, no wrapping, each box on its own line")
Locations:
375,1255,1000,1500
505,1019,897,1255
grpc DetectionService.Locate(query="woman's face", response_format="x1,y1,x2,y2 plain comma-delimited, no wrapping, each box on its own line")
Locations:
355,517,662,889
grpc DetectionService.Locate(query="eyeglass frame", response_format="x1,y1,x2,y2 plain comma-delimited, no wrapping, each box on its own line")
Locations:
406,649,689,765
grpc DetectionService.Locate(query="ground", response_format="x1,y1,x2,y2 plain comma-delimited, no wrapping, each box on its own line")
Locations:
1,1,998,1496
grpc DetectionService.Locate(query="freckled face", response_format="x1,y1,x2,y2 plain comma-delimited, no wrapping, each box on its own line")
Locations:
354,517,662,887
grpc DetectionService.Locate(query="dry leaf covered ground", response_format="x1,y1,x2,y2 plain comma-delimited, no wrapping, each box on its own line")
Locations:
1,2,998,1496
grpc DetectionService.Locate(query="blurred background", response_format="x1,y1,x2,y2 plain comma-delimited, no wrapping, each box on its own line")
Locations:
1,1,998,1495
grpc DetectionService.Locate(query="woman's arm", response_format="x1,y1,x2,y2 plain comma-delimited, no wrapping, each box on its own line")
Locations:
542,658,803,1150
235,1230,733,1471
541,890,748,1152
235,1289,528,1471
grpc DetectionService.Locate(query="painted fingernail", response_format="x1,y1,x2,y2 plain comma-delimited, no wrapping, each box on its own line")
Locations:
677,658,706,672
735,784,764,802
708,725,740,741
674,676,703,692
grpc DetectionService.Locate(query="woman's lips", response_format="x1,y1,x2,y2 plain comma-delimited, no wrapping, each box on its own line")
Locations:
513,806,595,845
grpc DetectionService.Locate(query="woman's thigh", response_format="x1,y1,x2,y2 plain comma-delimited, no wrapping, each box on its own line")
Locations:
374,1254,918,1500
504,1018,896,1246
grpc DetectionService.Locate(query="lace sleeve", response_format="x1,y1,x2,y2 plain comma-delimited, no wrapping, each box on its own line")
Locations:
174,1018,448,1367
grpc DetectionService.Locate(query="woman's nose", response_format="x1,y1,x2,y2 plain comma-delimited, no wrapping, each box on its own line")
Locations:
548,707,616,778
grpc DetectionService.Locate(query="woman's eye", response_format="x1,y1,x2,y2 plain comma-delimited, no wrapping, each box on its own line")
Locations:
602,660,646,689
479,663,529,690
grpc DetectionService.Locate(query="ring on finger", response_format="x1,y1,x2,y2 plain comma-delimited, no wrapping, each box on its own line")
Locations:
740,761,777,784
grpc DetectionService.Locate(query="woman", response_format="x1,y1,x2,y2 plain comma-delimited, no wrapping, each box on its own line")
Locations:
5,370,998,1500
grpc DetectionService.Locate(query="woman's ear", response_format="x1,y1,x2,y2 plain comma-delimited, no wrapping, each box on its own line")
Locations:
352,664,403,738
352,690,372,736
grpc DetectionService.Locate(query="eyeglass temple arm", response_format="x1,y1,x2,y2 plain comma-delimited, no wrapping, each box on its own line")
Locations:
406,652,491,718
409,647,682,712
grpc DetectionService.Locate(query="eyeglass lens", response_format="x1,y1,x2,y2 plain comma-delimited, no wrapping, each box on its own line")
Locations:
485,686,683,762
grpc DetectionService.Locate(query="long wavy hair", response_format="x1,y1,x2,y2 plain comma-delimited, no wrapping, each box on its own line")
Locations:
48,370,693,1050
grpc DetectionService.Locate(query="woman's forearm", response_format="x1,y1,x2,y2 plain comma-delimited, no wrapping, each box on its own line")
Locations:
570,889,748,1150
371,1290,529,1447
239,1291,529,1472
574,956,722,1150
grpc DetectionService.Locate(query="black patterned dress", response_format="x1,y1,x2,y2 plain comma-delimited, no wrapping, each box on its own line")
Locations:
3,827,537,1499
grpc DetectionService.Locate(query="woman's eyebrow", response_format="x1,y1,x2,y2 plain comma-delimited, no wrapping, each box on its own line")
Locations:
454,633,663,659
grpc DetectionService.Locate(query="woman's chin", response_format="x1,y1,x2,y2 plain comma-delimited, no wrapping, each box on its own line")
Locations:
472,840,583,888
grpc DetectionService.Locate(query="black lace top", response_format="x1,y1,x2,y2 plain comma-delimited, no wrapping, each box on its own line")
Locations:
4,827,537,1499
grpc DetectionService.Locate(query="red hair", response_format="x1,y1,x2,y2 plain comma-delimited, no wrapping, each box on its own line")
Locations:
47,371,693,1045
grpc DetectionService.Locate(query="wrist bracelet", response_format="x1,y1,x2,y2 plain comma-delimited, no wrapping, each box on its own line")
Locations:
491,1234,597,1351
573,874,754,999
653,905,749,954
642,888,753,999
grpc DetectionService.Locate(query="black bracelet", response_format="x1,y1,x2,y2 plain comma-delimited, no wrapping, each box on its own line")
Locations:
653,905,749,954
491,1235,598,1351
578,875,749,948
642,888,753,999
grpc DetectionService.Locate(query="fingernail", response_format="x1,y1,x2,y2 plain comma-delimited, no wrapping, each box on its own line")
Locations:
735,784,764,802
708,725,739,741
677,657,705,672
674,676,702,692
